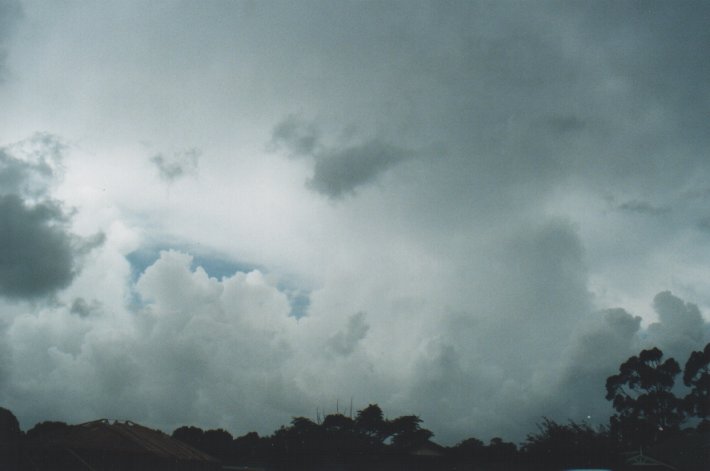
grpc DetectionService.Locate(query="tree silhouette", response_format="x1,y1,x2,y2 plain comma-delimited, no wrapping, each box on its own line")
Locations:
25,421,69,441
388,415,433,450
172,425,205,450
605,347,684,448
202,428,233,460
321,413,354,433
0,408,22,471
354,403,388,444
0,408,21,443
270,417,327,470
683,342,710,425
486,437,517,462
521,418,616,470
232,431,266,464
450,437,485,466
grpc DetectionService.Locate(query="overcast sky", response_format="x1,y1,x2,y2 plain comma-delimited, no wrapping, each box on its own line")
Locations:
1,0,709,445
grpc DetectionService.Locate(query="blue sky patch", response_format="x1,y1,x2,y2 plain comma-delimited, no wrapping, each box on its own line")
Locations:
126,246,310,317
125,246,260,284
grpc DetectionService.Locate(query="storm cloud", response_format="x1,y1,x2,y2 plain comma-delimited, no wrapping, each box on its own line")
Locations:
0,195,76,298
0,0,709,446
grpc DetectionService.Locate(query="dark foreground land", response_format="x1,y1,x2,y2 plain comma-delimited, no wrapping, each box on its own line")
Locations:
1,410,708,471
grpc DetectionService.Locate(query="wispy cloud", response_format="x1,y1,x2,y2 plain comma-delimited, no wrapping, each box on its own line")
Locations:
150,148,200,183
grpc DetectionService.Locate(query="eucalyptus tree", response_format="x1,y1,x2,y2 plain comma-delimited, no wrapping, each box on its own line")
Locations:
683,342,710,424
605,347,684,448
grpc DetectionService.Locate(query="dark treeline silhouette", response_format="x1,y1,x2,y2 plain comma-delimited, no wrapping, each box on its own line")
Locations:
1,342,708,470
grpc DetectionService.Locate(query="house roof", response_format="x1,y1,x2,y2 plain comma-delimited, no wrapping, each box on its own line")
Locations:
624,451,677,470
26,419,218,463
409,440,446,457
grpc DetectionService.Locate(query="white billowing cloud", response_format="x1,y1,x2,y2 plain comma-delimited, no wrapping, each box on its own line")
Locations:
1,248,305,434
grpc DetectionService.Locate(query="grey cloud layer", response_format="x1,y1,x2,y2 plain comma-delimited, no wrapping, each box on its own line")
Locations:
1,0,710,445
0,0,22,80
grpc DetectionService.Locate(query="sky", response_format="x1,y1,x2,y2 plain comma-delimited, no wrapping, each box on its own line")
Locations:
0,0,709,445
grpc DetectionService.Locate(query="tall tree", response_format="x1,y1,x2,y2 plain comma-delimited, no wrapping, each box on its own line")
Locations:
683,342,710,425
450,436,485,468
388,415,433,450
0,407,22,471
321,413,354,433
486,437,517,463
605,347,684,448
202,428,234,460
354,404,387,443
172,425,205,450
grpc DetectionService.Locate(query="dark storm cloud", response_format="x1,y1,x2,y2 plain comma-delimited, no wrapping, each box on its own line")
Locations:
579,1,710,122
357,0,710,205
150,148,200,183
561,1,710,177
0,195,76,299
0,136,102,299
